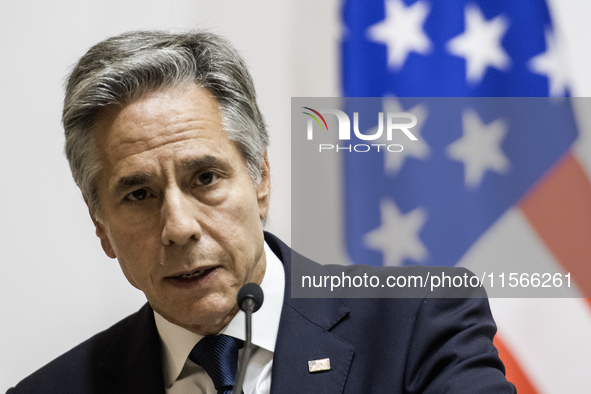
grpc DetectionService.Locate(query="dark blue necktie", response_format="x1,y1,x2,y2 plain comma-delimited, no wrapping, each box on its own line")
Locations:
189,334,244,394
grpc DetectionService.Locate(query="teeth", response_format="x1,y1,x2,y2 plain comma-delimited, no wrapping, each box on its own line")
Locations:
180,270,204,279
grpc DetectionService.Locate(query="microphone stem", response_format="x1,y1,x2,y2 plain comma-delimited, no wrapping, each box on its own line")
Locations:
233,300,253,394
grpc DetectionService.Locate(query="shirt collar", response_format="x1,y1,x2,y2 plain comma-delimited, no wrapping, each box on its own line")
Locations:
154,241,285,387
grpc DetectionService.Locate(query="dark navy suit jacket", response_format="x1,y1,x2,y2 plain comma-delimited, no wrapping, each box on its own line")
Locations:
7,233,515,393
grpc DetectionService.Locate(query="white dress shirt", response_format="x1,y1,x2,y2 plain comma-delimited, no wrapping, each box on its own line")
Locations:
154,242,285,394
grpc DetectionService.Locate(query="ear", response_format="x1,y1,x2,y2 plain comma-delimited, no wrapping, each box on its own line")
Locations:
256,152,271,220
84,197,117,259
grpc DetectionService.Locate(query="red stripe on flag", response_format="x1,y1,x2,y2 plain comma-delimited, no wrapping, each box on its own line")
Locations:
494,336,538,393
519,153,591,298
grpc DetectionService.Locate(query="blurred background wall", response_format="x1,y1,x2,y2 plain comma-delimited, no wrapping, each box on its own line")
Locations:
1,0,589,391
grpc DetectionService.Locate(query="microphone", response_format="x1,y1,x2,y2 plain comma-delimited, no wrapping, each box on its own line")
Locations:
232,283,264,394
237,282,264,314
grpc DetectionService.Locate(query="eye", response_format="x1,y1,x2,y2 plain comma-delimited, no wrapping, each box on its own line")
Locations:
196,171,218,186
126,188,150,201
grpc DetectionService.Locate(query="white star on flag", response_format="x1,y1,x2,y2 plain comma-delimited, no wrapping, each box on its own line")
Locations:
528,28,570,97
446,109,510,189
369,97,430,175
446,4,511,84
366,0,432,70
364,198,428,266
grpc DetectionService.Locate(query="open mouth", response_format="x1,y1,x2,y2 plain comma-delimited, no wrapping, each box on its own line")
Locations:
178,269,208,280
166,266,219,287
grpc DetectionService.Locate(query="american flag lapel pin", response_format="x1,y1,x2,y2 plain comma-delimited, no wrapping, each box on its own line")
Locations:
308,358,331,373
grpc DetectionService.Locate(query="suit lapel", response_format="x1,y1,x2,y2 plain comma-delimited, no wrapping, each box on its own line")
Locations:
271,303,354,394
99,304,165,394
266,233,354,394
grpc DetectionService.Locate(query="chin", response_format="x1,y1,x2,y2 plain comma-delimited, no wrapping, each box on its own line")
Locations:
171,302,239,333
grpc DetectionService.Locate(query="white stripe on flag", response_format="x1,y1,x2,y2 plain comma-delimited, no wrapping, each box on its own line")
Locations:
490,297,591,393
458,207,591,392
458,207,585,298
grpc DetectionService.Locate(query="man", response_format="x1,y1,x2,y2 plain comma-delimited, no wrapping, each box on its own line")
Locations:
7,31,515,393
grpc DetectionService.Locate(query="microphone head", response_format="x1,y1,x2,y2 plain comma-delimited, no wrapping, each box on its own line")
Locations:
237,283,264,313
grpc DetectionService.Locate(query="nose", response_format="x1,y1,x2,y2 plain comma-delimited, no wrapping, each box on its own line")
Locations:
160,188,202,246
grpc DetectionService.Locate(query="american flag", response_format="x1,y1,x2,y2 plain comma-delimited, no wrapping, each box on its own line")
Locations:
341,0,591,392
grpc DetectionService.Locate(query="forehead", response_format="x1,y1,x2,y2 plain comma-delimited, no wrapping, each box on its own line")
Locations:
94,84,230,163
92,84,249,200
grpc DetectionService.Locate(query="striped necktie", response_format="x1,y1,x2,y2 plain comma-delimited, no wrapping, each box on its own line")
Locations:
189,335,244,394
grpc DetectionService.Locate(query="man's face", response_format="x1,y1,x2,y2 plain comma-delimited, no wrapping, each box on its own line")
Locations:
91,83,270,335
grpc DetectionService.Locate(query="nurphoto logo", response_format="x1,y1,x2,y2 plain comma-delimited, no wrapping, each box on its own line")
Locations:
302,107,418,153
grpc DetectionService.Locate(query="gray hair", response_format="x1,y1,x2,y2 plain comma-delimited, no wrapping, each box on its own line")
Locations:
63,30,269,220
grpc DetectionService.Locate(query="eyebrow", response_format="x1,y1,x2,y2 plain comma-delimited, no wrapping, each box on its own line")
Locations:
114,155,231,194
181,155,231,172
115,173,153,194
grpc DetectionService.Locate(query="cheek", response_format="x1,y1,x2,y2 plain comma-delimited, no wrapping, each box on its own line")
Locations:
205,185,262,234
107,227,161,289
233,185,264,226
206,198,263,270
114,254,143,290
